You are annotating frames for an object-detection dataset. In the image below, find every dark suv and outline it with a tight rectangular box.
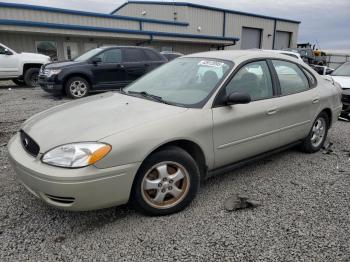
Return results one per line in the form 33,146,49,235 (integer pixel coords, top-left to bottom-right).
38,46,167,98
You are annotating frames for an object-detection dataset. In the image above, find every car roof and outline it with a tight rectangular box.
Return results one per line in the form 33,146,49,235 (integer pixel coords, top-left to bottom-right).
262,50,301,56
99,45,157,51
184,50,303,63
161,51,183,55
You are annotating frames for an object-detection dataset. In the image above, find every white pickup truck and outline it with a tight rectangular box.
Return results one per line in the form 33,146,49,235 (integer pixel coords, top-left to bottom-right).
0,43,50,87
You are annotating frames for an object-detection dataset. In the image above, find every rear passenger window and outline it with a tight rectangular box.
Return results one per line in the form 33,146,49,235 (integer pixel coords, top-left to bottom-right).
123,48,146,62
143,49,163,61
272,60,310,95
225,61,273,101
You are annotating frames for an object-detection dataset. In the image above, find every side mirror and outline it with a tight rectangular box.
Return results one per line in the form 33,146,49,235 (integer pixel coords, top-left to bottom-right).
91,57,102,64
226,92,251,105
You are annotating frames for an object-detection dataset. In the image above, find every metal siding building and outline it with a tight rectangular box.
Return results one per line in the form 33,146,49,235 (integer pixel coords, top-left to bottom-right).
0,1,300,60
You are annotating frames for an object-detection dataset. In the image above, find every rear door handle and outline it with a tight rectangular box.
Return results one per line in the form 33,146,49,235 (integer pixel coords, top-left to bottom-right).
267,108,278,115
312,97,320,104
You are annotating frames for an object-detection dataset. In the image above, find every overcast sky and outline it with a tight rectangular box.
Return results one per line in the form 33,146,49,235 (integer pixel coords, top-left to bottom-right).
2,0,350,50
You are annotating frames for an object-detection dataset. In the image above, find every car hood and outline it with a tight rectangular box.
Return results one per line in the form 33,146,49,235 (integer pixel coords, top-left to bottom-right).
22,92,187,153
332,76,350,89
20,52,50,61
44,60,85,69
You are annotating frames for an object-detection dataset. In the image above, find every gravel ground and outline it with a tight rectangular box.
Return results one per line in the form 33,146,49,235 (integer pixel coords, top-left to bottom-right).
1,84,350,261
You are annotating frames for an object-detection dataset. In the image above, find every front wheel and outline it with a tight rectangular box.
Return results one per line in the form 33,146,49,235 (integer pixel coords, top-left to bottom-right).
24,68,39,87
131,147,200,216
300,112,329,153
65,77,90,99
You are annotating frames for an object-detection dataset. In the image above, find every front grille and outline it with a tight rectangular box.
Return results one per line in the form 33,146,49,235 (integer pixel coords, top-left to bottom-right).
20,130,40,157
45,194,75,204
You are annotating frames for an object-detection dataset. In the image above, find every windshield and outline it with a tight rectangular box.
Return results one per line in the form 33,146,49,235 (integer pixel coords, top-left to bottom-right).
124,57,232,107
332,62,350,76
74,48,103,62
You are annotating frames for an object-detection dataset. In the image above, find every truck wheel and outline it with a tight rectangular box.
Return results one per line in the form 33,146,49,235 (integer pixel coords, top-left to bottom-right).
65,77,90,99
24,68,39,87
12,79,26,86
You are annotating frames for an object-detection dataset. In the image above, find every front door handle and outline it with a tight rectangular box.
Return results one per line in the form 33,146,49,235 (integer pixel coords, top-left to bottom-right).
116,64,125,69
312,97,320,104
267,108,278,115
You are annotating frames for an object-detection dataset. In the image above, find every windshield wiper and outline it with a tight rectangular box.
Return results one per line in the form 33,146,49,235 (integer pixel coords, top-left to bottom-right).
126,91,174,105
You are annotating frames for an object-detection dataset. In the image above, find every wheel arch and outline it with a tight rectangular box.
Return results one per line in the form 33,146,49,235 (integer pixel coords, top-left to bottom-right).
141,139,208,180
22,63,42,77
320,108,332,127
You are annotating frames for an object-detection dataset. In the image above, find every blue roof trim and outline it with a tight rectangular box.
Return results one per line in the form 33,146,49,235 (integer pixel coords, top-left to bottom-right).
0,19,239,42
0,2,189,26
114,1,301,24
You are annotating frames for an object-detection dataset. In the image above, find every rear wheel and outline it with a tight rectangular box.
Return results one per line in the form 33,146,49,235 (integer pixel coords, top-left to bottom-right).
12,78,26,86
65,77,89,99
131,147,200,216
24,68,39,87
300,112,329,153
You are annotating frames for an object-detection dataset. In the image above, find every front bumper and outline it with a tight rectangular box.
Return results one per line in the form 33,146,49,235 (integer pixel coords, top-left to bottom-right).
8,133,140,211
38,75,63,94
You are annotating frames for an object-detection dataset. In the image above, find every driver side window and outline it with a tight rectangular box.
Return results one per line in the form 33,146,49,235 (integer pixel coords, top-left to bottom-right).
225,61,273,101
95,49,121,63
0,45,6,54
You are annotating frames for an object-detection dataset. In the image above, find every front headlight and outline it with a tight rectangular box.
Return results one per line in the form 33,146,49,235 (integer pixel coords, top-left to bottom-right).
42,142,111,168
46,69,61,77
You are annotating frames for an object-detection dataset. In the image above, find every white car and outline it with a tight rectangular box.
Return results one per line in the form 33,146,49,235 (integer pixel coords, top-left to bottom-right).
330,62,350,119
0,43,50,87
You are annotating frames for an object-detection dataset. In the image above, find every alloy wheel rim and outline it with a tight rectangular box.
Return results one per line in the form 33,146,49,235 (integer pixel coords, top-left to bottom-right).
311,118,326,147
141,161,190,209
70,81,87,97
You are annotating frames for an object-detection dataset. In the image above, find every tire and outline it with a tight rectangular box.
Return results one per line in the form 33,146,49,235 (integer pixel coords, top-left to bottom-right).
24,68,39,87
131,146,200,216
12,78,26,86
300,112,329,153
65,77,90,99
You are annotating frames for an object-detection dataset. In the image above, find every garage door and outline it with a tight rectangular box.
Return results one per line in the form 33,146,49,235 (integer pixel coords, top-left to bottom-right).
274,31,291,50
241,27,262,49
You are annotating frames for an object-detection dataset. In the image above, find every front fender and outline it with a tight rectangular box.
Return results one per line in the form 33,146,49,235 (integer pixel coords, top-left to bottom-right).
95,109,214,170
59,70,94,86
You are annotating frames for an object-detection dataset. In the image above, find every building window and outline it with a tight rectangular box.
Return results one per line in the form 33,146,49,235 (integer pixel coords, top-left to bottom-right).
36,41,58,60
63,42,79,60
